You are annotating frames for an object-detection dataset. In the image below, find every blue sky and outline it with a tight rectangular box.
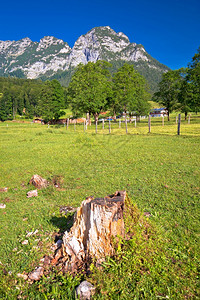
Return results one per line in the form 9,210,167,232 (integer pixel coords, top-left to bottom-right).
0,0,199,70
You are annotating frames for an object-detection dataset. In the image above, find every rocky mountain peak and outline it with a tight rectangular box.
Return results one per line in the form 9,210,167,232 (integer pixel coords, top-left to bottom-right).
36,36,67,52
0,26,169,91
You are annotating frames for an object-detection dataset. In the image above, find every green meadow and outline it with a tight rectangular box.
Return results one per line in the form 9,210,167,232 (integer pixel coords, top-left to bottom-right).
0,115,200,299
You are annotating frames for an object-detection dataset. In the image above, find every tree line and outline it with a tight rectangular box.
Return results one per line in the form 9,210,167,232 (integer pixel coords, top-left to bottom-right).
153,47,200,120
0,47,199,122
0,77,67,122
0,62,151,122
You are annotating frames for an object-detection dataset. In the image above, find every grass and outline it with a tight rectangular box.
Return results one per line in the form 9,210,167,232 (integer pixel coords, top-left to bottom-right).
0,114,200,299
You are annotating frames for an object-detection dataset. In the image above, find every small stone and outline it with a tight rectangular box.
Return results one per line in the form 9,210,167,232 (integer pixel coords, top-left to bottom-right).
22,240,29,245
17,273,28,280
27,190,38,198
29,175,48,189
42,256,51,266
12,247,18,252
143,212,152,217
0,187,8,193
56,239,63,248
0,203,6,209
75,280,96,300
28,267,44,281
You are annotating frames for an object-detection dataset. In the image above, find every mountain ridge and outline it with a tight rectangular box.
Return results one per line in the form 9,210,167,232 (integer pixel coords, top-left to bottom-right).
0,26,170,92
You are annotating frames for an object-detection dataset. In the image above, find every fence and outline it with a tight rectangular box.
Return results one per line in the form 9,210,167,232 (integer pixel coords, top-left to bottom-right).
62,114,193,136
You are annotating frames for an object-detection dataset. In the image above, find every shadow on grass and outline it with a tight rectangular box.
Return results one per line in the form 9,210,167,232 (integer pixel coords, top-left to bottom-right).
50,213,75,234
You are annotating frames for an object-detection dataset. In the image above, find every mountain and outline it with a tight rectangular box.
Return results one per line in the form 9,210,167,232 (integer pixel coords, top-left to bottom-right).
0,26,169,92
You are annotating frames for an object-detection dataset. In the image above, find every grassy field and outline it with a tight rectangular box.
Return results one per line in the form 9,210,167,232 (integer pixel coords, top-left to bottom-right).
0,114,200,299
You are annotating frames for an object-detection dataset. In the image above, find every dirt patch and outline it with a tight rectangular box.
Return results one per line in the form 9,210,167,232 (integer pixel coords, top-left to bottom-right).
4,197,12,203
51,175,64,188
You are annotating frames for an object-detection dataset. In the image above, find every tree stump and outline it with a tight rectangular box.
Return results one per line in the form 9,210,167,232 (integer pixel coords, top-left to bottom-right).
62,191,126,272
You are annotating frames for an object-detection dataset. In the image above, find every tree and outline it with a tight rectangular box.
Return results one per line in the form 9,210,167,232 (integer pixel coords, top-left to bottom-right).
112,64,150,120
67,61,112,122
177,68,193,120
37,80,65,123
153,70,181,121
0,89,13,121
187,47,200,113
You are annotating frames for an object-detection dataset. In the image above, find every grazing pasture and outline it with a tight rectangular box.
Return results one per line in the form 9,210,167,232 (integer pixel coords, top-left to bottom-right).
0,115,199,299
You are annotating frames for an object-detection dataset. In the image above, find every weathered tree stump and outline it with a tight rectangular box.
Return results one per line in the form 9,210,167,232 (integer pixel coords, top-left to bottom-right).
62,191,126,272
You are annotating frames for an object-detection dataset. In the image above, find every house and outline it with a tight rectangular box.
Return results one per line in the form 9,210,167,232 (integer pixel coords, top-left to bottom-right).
33,118,44,124
150,108,168,117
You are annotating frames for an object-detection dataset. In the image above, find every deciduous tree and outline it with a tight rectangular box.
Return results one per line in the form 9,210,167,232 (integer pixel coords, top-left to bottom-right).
37,79,65,123
67,61,112,122
153,70,181,121
112,64,150,120
187,46,200,113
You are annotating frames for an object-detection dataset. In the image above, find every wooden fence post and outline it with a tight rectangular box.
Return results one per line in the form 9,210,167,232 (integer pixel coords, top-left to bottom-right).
125,115,128,134
148,115,151,133
176,116,178,124
119,120,121,128
188,114,191,124
67,118,69,130
95,120,97,134
102,119,104,130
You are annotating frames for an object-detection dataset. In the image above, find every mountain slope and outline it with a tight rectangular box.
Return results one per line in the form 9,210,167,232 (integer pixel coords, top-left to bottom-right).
0,26,170,92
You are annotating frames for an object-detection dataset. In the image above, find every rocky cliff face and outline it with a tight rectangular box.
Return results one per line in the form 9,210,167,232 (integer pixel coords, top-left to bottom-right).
0,26,169,90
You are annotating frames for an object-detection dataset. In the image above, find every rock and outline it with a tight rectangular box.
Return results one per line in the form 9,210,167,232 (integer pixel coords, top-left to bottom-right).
42,256,51,266
144,212,152,217
27,190,38,198
0,203,6,209
17,273,28,280
29,175,48,189
56,239,63,248
22,240,28,245
28,267,44,281
75,280,96,300
0,187,8,192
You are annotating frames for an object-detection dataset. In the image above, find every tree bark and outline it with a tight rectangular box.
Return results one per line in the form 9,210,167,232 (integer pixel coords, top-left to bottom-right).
62,191,126,272
167,111,170,121
185,112,188,120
